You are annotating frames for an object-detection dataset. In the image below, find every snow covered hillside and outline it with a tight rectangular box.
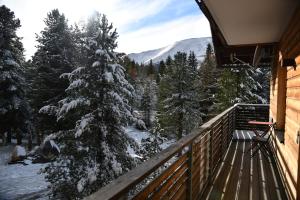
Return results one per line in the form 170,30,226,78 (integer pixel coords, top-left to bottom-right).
128,37,212,64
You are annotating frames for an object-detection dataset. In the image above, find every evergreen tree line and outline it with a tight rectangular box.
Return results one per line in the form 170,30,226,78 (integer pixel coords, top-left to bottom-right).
129,44,270,140
0,5,270,198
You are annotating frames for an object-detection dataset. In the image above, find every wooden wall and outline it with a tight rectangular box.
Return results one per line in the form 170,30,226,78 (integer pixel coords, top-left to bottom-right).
270,8,300,200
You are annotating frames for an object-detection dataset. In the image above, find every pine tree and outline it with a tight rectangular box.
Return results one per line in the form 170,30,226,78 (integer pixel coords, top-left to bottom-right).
156,60,166,83
141,80,157,128
147,59,155,77
199,44,222,120
42,13,136,198
188,51,198,71
0,5,31,144
158,60,166,76
217,67,269,111
32,9,75,140
158,52,203,140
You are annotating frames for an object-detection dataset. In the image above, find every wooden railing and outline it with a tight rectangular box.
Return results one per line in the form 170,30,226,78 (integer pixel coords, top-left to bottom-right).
235,104,269,130
86,104,269,200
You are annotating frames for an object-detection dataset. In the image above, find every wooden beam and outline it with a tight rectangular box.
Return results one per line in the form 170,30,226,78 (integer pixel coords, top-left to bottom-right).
275,59,287,130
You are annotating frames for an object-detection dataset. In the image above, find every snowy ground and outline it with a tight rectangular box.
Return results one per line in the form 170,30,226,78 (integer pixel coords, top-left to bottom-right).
125,126,175,150
0,145,48,200
0,127,175,199
125,126,176,158
125,126,150,145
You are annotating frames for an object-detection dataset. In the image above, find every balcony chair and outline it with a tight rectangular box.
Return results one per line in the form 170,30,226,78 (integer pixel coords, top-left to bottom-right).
247,122,276,158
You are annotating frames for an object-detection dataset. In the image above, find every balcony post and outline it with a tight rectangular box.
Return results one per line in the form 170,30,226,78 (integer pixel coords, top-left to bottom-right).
187,143,193,200
208,127,213,183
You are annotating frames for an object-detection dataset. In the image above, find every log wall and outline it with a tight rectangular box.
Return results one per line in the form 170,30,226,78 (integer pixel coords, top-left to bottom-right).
270,8,300,200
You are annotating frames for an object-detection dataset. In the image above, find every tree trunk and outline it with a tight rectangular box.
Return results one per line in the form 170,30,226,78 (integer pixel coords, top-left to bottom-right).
1,133,5,146
37,131,42,145
177,112,184,140
28,130,33,150
146,110,151,128
16,129,22,145
6,129,11,144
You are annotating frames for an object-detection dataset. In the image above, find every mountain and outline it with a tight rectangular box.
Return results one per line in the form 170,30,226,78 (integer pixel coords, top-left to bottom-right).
128,37,212,64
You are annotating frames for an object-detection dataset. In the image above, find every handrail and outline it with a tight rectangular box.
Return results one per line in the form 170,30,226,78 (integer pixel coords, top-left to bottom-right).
86,103,269,200
86,127,207,200
234,103,269,107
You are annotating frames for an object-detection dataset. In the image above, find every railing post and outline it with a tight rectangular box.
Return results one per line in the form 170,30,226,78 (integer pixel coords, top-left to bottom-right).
233,105,237,131
221,116,225,156
187,143,193,200
227,112,230,147
208,127,213,183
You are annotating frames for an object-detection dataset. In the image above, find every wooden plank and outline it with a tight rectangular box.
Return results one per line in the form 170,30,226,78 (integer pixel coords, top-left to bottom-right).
286,88,300,99
172,182,187,200
151,163,188,200
202,142,238,199
286,98,300,112
287,67,300,79
250,143,260,200
261,151,280,200
167,171,188,200
237,142,251,200
287,75,300,88
133,154,188,199
222,142,244,200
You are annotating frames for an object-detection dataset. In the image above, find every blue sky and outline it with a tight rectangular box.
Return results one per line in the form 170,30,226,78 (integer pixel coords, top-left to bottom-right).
1,0,211,60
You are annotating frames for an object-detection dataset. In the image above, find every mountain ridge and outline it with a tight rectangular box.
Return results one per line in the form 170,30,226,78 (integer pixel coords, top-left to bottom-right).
128,37,212,64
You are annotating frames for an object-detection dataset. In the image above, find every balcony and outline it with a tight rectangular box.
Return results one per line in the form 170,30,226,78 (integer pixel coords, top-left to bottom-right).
86,104,288,200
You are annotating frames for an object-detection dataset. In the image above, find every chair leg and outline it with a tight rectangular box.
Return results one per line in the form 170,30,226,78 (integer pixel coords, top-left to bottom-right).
251,144,261,158
247,140,259,154
260,146,269,159
262,143,272,156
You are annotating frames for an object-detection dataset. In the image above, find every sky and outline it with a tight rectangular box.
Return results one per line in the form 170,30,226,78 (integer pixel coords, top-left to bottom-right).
0,0,211,60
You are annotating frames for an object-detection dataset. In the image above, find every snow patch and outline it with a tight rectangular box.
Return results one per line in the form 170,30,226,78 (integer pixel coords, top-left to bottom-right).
125,126,150,146
95,49,105,55
92,61,100,67
15,145,26,157
39,105,58,115
103,72,113,83
49,140,60,153
77,178,86,193
75,114,94,138
159,139,176,150
127,146,143,159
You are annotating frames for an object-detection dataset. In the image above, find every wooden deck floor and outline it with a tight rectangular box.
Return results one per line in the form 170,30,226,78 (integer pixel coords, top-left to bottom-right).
201,135,288,200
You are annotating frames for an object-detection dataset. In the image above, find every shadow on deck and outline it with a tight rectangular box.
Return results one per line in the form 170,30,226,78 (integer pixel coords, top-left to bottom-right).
202,130,287,200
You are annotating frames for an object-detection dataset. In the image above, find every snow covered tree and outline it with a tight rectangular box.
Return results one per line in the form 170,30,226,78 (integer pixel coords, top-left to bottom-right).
141,80,157,128
198,44,222,119
156,60,166,83
158,60,166,76
217,67,269,111
217,69,237,111
188,51,198,71
158,52,203,140
31,9,75,140
0,5,31,144
147,59,155,77
42,13,136,198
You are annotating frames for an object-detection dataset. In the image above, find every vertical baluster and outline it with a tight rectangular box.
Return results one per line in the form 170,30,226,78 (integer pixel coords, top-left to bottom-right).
209,127,213,183
187,143,193,200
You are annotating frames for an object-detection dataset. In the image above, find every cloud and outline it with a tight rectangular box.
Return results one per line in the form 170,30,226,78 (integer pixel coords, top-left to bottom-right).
117,14,211,54
1,0,210,59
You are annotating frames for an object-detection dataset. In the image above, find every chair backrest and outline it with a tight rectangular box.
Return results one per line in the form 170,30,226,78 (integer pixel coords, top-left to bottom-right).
264,122,276,140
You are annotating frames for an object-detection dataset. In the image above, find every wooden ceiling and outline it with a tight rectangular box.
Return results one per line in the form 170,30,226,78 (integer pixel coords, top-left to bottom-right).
196,0,300,68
